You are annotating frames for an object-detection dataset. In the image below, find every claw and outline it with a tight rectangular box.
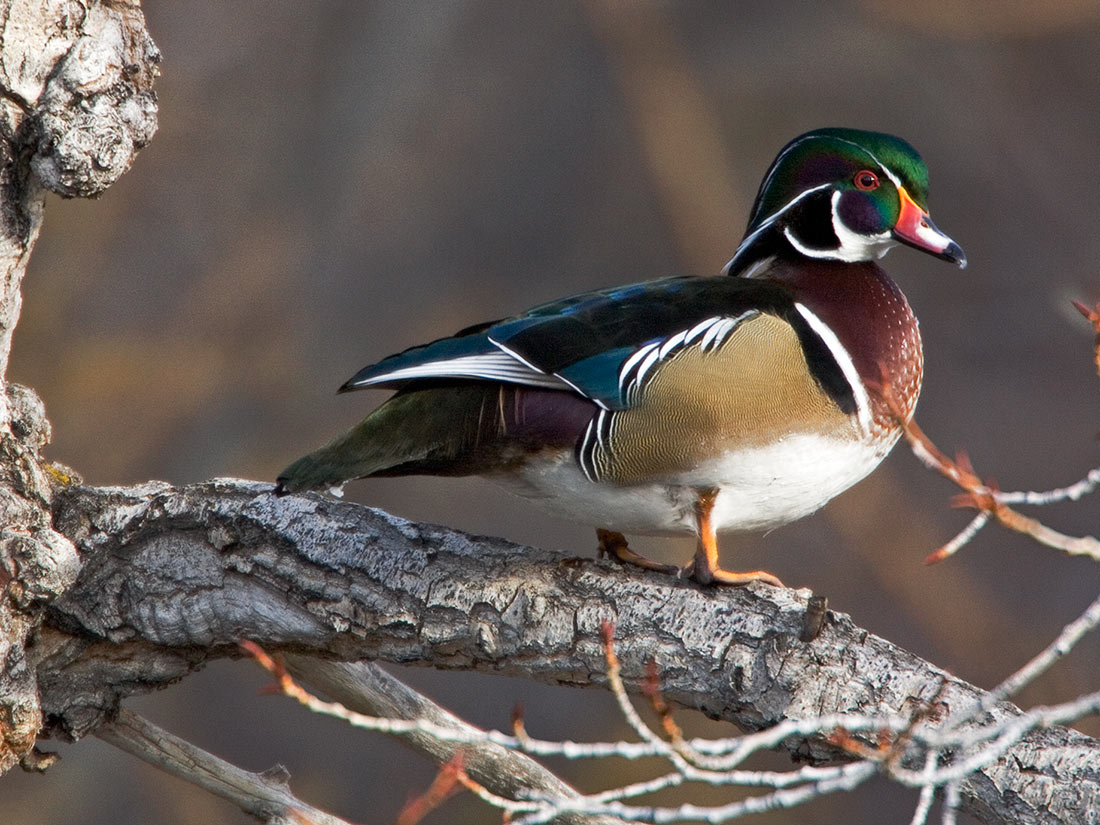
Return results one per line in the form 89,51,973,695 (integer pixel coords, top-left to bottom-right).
596,529,679,575
689,488,785,588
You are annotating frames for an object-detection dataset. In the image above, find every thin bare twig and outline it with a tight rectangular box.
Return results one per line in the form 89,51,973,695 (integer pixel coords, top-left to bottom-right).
872,372,1100,562
240,597,1100,825
394,755,468,825
96,708,354,825
1072,299,1100,377
277,651,630,825
980,589,1100,709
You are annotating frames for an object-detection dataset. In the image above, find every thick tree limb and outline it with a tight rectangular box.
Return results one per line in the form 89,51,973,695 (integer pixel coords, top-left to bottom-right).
36,479,1100,824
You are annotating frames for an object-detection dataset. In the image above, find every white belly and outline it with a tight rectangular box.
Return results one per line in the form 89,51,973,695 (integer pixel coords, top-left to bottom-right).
493,432,896,535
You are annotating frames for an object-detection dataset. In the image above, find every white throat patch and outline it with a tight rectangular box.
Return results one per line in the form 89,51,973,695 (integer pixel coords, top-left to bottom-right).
782,190,897,263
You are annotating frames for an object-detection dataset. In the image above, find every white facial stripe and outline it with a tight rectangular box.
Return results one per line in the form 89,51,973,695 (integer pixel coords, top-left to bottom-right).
739,255,775,279
758,134,903,214
722,183,832,275
753,134,821,204
782,226,832,260
828,189,896,261
825,136,903,189
794,303,872,433
775,190,897,263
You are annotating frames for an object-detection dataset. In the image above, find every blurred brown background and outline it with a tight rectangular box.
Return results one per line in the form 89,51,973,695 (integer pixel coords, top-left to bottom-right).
6,1,1100,822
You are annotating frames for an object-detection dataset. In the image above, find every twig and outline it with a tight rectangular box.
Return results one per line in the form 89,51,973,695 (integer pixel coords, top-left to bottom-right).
511,761,879,825
239,622,1100,825
875,379,1100,562
980,589,1100,709
249,641,887,824
248,643,653,759
394,755,468,825
907,751,939,825
927,512,989,563
96,708,353,825
48,479,1100,825
940,782,962,825
279,653,629,825
601,622,682,760
994,467,1100,506
1072,299,1100,377
890,689,1100,790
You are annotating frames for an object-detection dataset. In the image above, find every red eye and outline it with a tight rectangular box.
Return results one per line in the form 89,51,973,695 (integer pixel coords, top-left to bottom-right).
854,170,880,191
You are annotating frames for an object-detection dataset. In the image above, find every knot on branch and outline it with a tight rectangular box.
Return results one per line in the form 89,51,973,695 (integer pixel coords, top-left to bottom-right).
26,1,160,198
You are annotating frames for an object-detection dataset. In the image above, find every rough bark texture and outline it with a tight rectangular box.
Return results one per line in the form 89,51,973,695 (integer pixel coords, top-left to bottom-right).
0,0,157,773
0,385,78,773
35,479,1100,825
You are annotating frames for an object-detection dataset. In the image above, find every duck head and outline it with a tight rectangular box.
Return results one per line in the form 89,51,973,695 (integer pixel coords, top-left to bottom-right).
724,128,966,275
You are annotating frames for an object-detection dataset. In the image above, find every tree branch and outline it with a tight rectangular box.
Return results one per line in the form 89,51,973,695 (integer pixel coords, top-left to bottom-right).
284,656,626,825
96,708,353,825
38,478,1100,825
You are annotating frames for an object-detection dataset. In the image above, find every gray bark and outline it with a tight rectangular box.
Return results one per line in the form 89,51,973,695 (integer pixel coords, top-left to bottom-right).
96,708,354,825
36,479,1100,825
0,0,157,773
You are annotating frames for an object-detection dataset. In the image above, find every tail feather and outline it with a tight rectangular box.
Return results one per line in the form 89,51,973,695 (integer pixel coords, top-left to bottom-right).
275,382,595,495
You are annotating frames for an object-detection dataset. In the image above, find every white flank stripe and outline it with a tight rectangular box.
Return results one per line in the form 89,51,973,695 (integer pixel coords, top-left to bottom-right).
579,418,599,482
684,317,721,343
552,371,609,408
619,312,759,401
699,320,725,350
794,303,872,433
711,318,737,348
619,342,658,378
618,341,659,394
594,409,609,452
634,346,663,385
658,330,687,359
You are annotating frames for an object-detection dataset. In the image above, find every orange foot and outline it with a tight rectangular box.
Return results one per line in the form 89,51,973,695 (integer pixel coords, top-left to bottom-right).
687,487,785,587
681,559,784,587
596,528,679,575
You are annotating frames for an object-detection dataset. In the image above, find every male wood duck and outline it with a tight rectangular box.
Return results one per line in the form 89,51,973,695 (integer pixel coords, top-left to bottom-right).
276,128,965,586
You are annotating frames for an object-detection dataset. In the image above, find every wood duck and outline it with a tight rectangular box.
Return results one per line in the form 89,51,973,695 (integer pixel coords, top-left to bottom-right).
276,128,965,587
